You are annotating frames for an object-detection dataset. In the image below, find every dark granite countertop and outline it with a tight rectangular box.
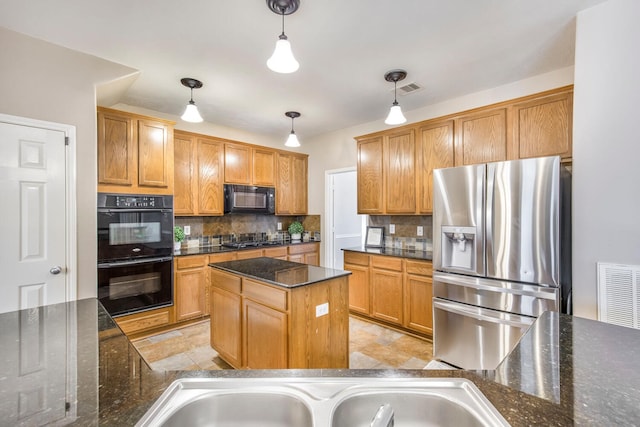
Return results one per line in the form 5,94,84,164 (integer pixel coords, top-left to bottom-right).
174,240,320,257
1,299,639,426
343,245,433,261
209,256,350,288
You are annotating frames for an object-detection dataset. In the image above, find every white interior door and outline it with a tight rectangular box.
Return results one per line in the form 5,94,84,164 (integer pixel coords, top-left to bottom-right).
327,168,365,269
0,117,69,313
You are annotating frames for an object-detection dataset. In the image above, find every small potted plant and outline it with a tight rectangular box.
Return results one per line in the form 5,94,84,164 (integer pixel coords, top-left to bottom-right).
174,226,185,251
288,221,304,241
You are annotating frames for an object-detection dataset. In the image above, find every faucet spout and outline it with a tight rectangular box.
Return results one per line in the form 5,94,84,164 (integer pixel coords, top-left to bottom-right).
370,403,394,427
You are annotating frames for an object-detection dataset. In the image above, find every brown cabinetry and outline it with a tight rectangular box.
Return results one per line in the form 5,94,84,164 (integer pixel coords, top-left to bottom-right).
173,130,224,216
343,250,433,337
174,255,208,322
97,107,174,194
224,142,251,184
356,136,384,214
287,243,319,266
252,147,276,186
417,120,455,213
114,306,174,337
385,128,417,214
454,107,509,166
276,152,308,215
210,270,242,367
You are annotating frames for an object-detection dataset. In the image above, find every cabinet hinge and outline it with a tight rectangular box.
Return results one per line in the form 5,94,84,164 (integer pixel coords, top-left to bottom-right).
65,136,69,146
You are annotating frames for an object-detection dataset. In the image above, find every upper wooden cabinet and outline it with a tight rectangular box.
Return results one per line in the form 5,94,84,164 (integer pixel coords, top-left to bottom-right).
97,107,174,194
356,136,385,214
454,107,508,166
224,142,277,186
173,130,224,216
417,119,454,213
385,128,417,214
276,152,308,215
512,90,573,161
252,147,276,186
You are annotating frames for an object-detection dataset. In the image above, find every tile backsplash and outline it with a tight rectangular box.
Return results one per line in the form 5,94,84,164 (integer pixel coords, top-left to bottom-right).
368,215,433,251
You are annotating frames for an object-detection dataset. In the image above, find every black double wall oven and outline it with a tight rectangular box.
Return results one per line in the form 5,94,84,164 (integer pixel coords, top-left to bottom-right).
97,193,174,316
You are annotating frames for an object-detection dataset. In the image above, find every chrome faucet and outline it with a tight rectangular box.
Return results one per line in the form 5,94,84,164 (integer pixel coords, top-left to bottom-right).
370,403,394,427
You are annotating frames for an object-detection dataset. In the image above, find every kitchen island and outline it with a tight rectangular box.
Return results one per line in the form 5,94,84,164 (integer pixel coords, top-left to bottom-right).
208,257,351,369
1,299,640,425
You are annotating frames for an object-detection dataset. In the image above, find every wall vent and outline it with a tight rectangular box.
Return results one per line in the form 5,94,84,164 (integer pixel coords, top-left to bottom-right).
597,262,640,329
393,82,423,96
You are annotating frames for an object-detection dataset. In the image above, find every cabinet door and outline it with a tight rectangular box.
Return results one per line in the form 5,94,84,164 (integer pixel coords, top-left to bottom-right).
385,129,416,213
418,120,454,213
243,299,288,369
276,153,293,214
138,119,171,189
404,274,433,334
512,90,573,160
252,148,276,186
287,254,304,263
304,252,319,266
455,108,508,166
236,249,264,260
371,268,403,325
197,138,224,215
210,286,242,368
97,110,135,186
357,137,385,214
175,267,206,322
344,263,370,315
173,132,196,215
224,143,251,184
291,155,308,214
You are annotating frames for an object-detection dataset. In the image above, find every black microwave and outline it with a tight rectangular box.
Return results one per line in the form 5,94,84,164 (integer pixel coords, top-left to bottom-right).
224,184,276,214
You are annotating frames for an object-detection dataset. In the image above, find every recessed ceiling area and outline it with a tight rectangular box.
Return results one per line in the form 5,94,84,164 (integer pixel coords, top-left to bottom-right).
0,0,605,141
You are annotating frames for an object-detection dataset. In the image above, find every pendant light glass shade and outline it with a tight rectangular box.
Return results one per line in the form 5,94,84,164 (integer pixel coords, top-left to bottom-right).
267,35,299,74
285,131,301,147
385,102,406,125
181,101,203,123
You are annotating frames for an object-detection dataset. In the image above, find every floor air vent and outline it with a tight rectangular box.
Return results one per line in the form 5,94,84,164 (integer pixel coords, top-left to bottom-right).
597,262,640,329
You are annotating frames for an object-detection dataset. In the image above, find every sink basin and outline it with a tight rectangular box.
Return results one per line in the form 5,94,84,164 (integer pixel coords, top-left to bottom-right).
136,377,509,427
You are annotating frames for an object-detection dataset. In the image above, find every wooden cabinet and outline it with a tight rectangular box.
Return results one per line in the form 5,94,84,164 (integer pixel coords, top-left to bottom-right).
210,267,349,369
512,89,573,161
454,107,509,166
252,147,276,186
370,255,404,326
97,107,174,194
287,243,319,266
357,136,385,214
224,142,251,184
343,251,370,315
174,255,208,322
263,246,288,260
343,250,433,337
276,152,308,215
385,128,417,214
417,120,454,213
114,306,174,337
236,249,264,260
173,130,224,216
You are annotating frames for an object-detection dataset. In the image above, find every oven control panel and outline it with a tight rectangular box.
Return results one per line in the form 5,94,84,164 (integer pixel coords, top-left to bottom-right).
98,193,173,209
115,195,158,208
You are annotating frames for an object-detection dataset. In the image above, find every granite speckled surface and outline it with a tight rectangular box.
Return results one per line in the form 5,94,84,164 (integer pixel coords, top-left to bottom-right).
209,256,351,288
1,299,640,426
343,245,433,261
174,240,320,257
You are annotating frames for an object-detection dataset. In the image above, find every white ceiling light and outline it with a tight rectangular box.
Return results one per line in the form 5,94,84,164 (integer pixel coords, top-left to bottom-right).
266,0,300,74
180,78,204,123
284,111,301,147
384,70,407,125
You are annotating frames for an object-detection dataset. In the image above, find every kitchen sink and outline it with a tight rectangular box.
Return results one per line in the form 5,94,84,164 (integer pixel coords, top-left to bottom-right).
136,377,510,427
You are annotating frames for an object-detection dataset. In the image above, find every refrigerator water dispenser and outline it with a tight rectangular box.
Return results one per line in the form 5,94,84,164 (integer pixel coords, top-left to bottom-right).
441,226,477,272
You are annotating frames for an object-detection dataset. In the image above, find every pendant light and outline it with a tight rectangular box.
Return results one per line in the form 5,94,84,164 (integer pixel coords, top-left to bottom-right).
266,0,300,74
384,70,407,125
284,111,301,147
180,78,204,123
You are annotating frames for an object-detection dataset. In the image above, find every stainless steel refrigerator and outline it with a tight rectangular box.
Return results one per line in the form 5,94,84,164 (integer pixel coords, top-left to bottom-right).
432,155,571,370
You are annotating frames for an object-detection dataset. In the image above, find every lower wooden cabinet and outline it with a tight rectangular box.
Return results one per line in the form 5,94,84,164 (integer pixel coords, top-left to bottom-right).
243,299,288,369
343,250,433,337
174,255,208,322
210,285,242,367
114,306,174,336
288,242,320,265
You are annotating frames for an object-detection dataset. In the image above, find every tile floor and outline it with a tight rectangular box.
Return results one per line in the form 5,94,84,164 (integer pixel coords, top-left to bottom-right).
132,316,433,371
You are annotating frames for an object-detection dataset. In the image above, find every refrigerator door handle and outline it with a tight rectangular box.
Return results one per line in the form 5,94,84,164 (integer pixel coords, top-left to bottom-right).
434,272,558,301
433,299,535,329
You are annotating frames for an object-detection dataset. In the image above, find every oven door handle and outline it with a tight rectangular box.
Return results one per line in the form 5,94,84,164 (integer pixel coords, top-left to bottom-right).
97,208,173,213
433,299,535,328
98,256,173,268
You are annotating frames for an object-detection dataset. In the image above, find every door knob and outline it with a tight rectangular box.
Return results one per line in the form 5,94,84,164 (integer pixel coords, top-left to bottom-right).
50,266,62,275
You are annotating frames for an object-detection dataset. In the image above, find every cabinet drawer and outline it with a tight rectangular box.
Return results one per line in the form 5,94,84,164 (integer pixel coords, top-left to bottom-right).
288,243,317,255
371,255,403,271
209,252,237,263
116,308,171,335
211,270,241,294
176,255,208,269
405,259,433,276
264,246,287,257
243,279,288,311
344,251,369,267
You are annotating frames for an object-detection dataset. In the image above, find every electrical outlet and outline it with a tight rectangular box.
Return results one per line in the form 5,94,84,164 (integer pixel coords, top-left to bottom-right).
277,222,282,231
417,226,423,236
184,225,191,236
316,302,329,317
389,224,395,234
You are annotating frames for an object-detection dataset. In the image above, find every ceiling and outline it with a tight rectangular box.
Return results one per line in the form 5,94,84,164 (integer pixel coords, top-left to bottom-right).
0,0,605,142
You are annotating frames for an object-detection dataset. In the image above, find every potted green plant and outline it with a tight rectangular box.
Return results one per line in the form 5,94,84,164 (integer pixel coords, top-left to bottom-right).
174,226,185,251
288,221,304,241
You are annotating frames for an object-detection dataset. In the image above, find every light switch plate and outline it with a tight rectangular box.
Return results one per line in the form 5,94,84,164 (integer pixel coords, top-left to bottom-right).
184,225,191,236
316,302,329,317
417,226,423,236
277,222,282,231
389,224,395,234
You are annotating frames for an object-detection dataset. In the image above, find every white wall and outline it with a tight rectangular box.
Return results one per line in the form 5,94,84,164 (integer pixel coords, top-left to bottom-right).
572,0,640,319
0,28,138,299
